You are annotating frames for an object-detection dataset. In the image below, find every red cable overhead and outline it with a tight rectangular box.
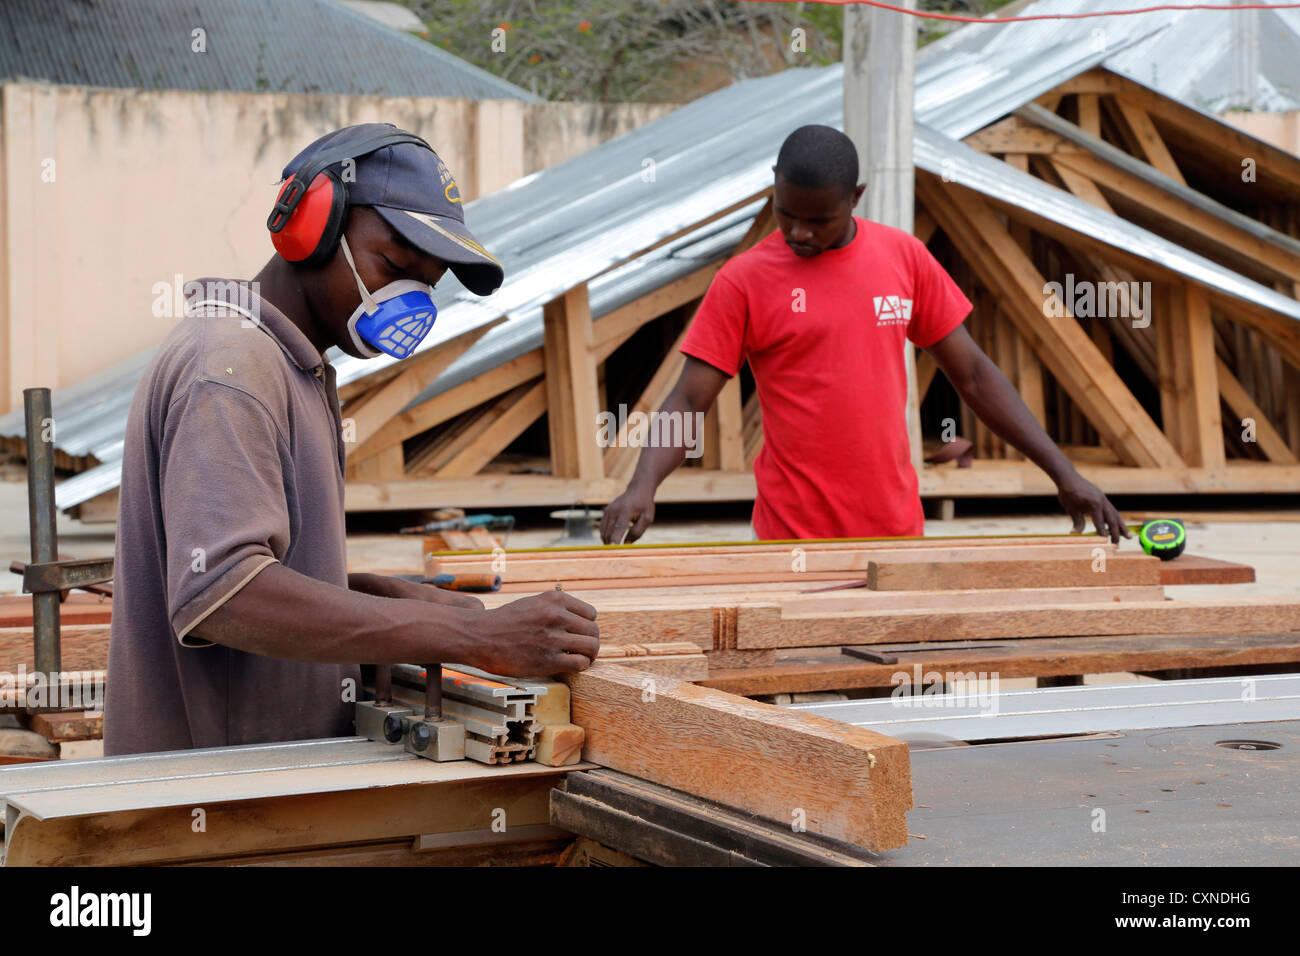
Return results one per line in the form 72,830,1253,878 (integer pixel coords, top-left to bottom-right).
740,0,1300,24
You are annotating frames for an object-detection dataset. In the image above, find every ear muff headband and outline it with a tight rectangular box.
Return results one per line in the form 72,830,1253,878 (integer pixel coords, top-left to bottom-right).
267,131,433,267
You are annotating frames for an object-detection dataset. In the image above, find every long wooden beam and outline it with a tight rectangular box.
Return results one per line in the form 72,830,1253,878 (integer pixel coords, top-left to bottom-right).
1050,149,1300,284
340,460,1300,511
564,662,912,851
1215,357,1300,464
344,320,501,456
917,175,1183,469
1051,69,1300,193
702,631,1300,696
543,283,603,479
436,380,548,478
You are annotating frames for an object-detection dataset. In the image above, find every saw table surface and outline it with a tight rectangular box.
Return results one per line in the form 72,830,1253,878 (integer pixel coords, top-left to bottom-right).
873,720,1300,866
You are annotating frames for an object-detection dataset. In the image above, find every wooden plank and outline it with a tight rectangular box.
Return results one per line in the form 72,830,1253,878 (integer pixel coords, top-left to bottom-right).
714,376,746,471
23,711,102,742
543,283,603,479
1159,554,1255,586
438,542,1120,583
602,323,692,479
564,662,911,851
595,641,709,679
1051,149,1300,283
1113,97,1187,185
731,599,1300,650
602,205,776,480
344,321,498,458
964,116,1080,154
348,348,544,464
591,263,722,356
436,534,1109,561
0,595,111,629
436,380,547,478
866,554,1161,591
701,631,1300,696
0,624,108,673
1171,285,1226,469
345,442,404,481
1052,69,1300,193
1214,357,1299,464
917,175,1183,469
590,586,1167,647
2,763,567,866
343,458,1300,511
1049,158,1113,212
1076,93,1101,137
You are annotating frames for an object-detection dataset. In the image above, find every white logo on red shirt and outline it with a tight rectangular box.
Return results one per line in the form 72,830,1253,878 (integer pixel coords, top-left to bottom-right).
873,295,913,326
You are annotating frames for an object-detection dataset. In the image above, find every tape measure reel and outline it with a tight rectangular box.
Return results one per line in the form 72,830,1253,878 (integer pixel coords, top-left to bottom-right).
1139,518,1186,561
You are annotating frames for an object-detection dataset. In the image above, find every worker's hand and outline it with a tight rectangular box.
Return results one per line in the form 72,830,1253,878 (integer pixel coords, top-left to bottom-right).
1056,472,1130,545
466,590,599,677
600,484,656,544
348,572,484,610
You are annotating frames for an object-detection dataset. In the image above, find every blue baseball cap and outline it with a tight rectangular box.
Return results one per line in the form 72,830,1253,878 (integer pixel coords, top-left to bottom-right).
281,123,504,296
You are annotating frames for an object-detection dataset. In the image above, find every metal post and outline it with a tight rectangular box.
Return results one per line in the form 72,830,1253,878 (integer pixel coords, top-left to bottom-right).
424,663,442,721
23,388,61,679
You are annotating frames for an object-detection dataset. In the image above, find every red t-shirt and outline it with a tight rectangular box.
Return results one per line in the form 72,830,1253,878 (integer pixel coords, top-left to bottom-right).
680,217,972,540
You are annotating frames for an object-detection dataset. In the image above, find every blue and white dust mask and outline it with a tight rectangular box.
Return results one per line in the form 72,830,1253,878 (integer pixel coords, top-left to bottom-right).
339,235,438,359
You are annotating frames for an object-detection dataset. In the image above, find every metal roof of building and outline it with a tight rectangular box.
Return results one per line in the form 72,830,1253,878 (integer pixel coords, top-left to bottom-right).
924,0,1300,112
9,32,1300,510
0,0,538,100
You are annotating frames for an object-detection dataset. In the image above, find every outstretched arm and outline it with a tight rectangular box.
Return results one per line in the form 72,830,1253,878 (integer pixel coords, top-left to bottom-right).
925,325,1129,543
600,356,731,544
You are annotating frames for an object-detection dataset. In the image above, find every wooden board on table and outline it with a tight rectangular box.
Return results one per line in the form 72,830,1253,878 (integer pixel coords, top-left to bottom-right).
438,543,1123,585
700,631,1300,696
595,642,708,680
866,554,1161,590
731,599,1300,650
0,595,112,628
591,586,1169,647
1159,554,1255,586
23,711,103,742
0,625,110,673
564,662,911,852
432,535,1114,564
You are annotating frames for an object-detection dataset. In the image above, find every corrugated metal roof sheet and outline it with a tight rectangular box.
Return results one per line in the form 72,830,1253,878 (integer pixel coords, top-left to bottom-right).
924,0,1300,112
8,32,1300,509
0,0,538,100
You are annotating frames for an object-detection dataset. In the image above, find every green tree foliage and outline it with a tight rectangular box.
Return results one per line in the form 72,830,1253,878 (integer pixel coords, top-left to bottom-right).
401,0,1020,102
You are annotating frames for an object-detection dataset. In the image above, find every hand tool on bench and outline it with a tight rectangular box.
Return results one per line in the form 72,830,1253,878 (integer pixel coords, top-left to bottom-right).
399,514,515,536
1139,518,1187,560
391,572,501,592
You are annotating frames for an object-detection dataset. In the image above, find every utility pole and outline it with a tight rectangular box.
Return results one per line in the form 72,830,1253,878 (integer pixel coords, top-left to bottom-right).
843,0,923,473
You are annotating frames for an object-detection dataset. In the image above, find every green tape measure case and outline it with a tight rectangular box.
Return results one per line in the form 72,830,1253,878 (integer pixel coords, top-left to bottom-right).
1139,518,1186,561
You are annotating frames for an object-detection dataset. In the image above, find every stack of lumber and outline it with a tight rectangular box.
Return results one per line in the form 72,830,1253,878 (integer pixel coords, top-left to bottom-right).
431,535,1300,695
0,594,111,674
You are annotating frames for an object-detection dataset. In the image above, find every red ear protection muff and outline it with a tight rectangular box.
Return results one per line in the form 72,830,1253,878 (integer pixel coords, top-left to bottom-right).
269,170,347,267
266,130,432,269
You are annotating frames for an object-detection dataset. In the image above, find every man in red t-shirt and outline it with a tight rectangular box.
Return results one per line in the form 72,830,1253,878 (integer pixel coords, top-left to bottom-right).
601,125,1128,544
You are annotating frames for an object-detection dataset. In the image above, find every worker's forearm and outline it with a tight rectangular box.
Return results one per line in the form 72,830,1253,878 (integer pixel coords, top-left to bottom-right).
956,360,1076,483
623,392,694,493
193,562,476,664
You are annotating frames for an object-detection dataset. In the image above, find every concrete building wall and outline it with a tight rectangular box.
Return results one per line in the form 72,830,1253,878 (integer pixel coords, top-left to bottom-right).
0,83,675,414
1221,110,1300,157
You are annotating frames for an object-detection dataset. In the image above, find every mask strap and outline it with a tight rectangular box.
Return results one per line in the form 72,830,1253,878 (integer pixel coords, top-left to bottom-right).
339,235,379,315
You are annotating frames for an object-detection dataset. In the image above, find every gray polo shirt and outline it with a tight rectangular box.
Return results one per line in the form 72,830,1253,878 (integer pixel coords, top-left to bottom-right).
103,279,359,755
